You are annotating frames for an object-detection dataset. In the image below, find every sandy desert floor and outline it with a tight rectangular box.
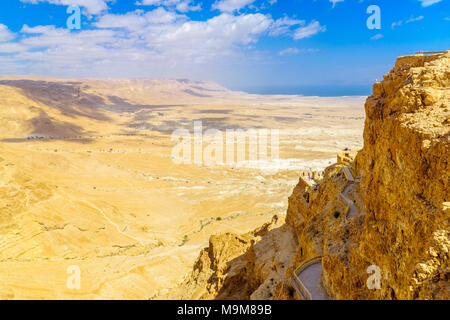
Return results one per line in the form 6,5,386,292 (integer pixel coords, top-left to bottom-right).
0,78,365,299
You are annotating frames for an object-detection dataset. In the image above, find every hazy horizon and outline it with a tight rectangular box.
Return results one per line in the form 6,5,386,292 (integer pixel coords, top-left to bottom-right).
0,74,373,96
0,0,448,90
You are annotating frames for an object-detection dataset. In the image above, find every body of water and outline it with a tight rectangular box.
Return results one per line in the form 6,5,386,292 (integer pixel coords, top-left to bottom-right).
235,84,372,97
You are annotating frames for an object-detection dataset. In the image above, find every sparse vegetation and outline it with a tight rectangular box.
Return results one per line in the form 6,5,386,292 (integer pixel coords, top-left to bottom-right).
0,69,375,299
180,235,189,246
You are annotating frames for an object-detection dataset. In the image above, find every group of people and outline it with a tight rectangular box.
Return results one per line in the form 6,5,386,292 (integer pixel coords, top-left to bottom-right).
301,171,325,179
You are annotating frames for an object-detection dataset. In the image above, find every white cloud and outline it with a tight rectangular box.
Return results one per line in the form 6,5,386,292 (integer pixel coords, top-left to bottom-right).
0,43,25,53
278,48,318,56
269,17,305,36
136,0,201,12
143,13,272,59
391,15,424,29
293,21,326,40
20,24,117,49
0,24,15,42
0,3,323,81
212,0,255,13
330,0,344,8
19,0,111,15
417,0,442,7
406,15,424,23
278,48,299,56
175,0,201,12
0,10,274,77
370,33,383,40
95,8,185,30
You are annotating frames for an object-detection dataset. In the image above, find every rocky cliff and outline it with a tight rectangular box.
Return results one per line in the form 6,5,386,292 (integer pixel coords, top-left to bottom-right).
175,50,449,300
348,50,449,299
166,215,299,300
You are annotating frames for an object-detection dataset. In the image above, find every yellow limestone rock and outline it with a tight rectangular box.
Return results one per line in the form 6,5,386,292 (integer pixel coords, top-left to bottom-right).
166,215,299,300
179,50,449,300
287,50,450,300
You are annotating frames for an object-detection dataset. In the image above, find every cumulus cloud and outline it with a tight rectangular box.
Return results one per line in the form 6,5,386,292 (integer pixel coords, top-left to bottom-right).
144,13,272,59
96,10,272,55
0,24,15,42
19,0,111,15
212,0,255,13
293,21,326,40
0,9,276,77
136,0,201,12
95,8,185,30
0,2,324,79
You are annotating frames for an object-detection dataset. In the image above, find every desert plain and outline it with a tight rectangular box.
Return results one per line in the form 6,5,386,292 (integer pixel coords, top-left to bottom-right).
0,77,365,299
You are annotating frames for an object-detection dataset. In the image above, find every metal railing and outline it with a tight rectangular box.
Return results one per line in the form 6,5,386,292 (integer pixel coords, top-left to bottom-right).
343,166,354,182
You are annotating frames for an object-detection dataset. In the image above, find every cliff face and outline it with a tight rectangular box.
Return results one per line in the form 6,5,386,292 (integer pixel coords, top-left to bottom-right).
353,51,449,299
288,50,449,300
175,51,449,300
167,215,298,300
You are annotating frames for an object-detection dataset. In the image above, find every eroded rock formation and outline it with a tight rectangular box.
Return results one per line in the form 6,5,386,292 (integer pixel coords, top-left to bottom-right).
166,215,298,300
176,50,449,300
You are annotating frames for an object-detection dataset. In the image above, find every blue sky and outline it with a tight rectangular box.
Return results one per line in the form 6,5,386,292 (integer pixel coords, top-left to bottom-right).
0,0,448,95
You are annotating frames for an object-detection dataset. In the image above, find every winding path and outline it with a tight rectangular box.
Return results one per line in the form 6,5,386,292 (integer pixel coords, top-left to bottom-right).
341,166,360,219
342,183,358,219
290,257,329,300
296,262,328,300
80,199,145,246
290,166,361,300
